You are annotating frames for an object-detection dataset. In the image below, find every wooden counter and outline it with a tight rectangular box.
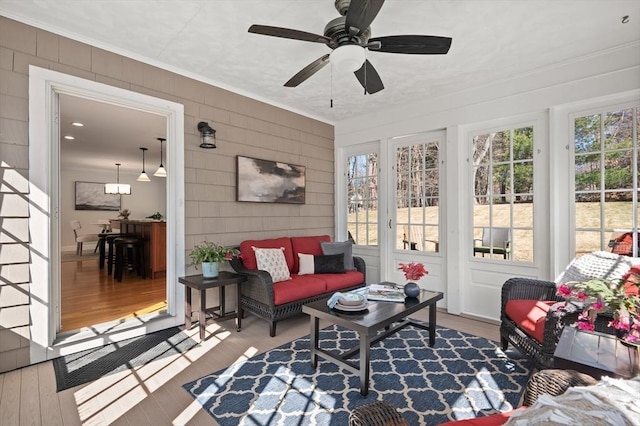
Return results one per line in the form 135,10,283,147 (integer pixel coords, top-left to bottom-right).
113,220,166,278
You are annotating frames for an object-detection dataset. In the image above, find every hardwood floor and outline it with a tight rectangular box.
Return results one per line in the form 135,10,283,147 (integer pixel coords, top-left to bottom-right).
0,295,500,425
61,255,167,331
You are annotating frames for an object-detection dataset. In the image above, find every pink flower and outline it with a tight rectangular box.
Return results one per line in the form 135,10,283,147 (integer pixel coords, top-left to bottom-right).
558,276,640,344
398,262,428,281
577,321,595,331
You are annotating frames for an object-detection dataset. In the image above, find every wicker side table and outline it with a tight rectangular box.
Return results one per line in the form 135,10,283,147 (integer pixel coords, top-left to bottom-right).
349,400,409,426
522,368,597,406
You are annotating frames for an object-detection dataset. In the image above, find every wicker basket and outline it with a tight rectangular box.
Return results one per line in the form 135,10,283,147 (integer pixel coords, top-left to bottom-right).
349,400,409,426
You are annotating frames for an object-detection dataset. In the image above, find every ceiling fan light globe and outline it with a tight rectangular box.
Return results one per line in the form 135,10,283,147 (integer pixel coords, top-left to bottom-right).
330,45,365,72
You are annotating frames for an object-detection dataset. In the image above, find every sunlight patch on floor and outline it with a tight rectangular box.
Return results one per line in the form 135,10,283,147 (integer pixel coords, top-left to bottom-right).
73,324,230,425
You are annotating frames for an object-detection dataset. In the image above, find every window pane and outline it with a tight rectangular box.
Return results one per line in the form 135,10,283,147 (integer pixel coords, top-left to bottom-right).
514,161,533,195
604,150,633,189
575,200,601,229
603,198,633,229
576,230,601,255
513,229,532,262
574,114,601,153
492,164,510,197
515,197,533,228
513,127,534,160
575,154,601,191
474,165,490,196
492,131,510,163
604,109,633,150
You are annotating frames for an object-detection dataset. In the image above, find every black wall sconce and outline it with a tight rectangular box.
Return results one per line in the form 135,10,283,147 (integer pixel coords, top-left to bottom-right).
198,121,217,149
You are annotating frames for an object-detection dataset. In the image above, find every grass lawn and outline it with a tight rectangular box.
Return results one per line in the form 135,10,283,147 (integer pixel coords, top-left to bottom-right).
348,201,633,261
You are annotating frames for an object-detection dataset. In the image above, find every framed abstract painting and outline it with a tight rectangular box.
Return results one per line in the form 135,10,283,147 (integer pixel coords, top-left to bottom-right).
237,156,305,204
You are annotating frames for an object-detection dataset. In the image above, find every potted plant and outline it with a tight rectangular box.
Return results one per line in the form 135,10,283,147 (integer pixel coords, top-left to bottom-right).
189,241,238,278
557,266,640,344
398,262,428,298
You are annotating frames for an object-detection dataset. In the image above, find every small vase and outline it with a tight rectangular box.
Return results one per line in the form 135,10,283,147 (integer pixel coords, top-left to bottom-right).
403,282,421,298
202,261,219,278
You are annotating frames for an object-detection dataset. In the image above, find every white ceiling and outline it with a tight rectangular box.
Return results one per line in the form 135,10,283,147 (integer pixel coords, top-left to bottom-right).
1,0,639,171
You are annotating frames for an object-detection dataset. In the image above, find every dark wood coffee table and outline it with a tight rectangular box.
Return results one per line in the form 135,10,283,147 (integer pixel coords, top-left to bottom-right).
302,288,444,395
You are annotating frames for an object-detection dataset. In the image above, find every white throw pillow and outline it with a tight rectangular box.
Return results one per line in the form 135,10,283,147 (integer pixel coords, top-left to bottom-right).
298,253,315,275
253,247,291,283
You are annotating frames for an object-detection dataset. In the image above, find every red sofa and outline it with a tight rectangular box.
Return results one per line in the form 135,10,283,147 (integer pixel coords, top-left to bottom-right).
230,235,366,336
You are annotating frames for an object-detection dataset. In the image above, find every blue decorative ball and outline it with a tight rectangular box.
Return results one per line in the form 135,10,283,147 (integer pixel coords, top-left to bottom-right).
403,282,421,298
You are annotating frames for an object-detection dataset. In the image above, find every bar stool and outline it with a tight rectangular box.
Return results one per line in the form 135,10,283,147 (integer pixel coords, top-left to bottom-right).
113,236,146,282
105,233,131,275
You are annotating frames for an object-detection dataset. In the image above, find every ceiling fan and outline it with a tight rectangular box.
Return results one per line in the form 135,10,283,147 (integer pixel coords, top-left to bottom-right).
248,0,452,94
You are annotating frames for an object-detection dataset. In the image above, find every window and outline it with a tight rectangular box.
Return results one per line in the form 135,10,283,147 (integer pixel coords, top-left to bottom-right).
395,138,440,253
472,126,534,261
347,153,378,246
573,106,639,257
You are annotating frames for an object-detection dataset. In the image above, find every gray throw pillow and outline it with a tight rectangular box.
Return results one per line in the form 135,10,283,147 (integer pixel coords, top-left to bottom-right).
321,241,355,271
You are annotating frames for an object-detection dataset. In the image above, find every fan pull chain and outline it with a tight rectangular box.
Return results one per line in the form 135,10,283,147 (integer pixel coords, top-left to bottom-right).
330,62,333,108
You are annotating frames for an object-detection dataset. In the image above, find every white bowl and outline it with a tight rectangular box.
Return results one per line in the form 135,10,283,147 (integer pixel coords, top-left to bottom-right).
337,294,365,306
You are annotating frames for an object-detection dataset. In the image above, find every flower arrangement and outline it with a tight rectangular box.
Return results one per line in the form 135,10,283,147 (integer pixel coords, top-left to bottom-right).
189,241,239,265
557,267,640,344
118,209,131,220
398,262,428,281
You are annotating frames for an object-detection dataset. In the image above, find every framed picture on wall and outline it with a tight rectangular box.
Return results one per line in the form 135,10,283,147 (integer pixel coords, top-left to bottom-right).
75,181,120,211
237,156,306,204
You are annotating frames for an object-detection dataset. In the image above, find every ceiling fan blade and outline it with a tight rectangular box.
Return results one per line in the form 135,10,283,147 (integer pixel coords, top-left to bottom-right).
353,59,384,94
284,54,331,87
248,24,331,45
345,0,385,36
368,35,452,54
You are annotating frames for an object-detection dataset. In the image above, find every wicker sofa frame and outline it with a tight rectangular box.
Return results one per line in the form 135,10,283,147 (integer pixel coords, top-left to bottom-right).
500,277,614,369
230,256,366,337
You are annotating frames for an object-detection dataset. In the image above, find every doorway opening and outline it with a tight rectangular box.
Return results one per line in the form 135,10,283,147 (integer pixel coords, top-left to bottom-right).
29,66,185,363
59,94,168,332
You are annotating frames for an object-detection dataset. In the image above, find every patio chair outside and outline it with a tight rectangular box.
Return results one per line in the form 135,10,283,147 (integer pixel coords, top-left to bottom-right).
402,225,439,252
473,227,511,259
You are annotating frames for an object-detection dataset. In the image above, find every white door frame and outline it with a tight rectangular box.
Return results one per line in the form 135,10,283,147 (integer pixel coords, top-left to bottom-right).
28,66,185,362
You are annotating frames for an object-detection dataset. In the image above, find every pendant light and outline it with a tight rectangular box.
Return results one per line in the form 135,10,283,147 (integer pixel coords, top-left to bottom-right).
104,163,131,195
137,147,150,182
154,137,167,177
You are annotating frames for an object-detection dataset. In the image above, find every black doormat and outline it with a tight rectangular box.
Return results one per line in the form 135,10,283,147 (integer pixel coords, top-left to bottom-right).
53,327,197,392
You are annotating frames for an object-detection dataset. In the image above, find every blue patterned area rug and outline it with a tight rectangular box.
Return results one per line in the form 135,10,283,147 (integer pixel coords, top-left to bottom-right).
183,323,531,425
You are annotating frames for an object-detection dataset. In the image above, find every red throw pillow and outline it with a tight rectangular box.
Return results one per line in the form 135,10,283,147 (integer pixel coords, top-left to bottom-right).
290,235,331,273
239,238,294,271
437,408,525,425
622,265,640,296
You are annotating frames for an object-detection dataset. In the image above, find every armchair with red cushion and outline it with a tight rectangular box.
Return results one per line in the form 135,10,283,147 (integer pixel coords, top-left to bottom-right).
500,251,637,368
